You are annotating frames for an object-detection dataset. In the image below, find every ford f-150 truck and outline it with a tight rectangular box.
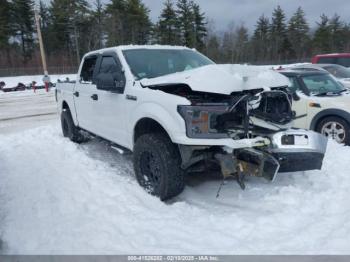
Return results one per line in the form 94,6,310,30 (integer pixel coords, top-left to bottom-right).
56,45,328,201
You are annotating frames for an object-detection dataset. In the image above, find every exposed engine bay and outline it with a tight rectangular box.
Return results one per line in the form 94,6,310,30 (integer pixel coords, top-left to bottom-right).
146,83,294,139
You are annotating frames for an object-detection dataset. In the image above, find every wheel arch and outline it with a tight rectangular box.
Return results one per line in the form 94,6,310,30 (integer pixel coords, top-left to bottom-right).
310,109,350,130
133,117,171,145
61,100,78,126
62,100,70,111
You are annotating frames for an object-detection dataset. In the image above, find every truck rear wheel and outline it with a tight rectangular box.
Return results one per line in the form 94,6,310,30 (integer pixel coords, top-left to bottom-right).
133,134,185,201
61,109,84,143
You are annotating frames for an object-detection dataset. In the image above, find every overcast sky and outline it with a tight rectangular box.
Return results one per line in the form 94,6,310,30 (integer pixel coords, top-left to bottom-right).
40,0,350,32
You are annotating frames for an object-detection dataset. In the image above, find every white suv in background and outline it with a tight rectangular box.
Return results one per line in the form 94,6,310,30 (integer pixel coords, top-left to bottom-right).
281,69,350,145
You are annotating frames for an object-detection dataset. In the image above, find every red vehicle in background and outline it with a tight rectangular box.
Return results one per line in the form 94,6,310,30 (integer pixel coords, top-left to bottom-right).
312,53,350,67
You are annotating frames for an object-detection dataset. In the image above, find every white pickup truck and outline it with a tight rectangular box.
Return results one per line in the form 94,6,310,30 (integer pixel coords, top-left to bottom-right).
56,45,328,200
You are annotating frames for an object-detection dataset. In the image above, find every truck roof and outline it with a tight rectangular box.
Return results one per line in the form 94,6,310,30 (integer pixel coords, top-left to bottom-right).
84,45,191,57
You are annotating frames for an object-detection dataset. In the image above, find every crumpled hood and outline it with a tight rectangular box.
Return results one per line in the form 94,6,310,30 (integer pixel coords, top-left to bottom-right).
140,64,291,95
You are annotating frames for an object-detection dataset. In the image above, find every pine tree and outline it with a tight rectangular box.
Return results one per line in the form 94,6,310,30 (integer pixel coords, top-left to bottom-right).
106,0,151,45
125,0,152,44
105,0,127,46
287,7,310,60
221,22,236,63
329,14,346,52
234,25,249,63
49,0,90,65
313,14,331,53
157,0,179,45
206,35,221,62
92,0,104,49
343,23,350,52
191,2,207,51
269,5,290,61
252,15,270,62
39,1,51,56
176,0,195,47
0,0,11,48
11,0,35,62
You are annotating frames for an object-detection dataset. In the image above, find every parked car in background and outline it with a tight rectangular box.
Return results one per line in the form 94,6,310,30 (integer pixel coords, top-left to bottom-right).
280,69,350,145
312,53,350,68
292,64,350,89
1,82,26,92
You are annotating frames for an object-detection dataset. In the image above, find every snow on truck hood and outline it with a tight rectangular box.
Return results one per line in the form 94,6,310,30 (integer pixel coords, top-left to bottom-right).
140,64,291,95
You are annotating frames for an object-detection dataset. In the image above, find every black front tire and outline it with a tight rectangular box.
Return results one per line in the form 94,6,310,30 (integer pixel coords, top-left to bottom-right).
133,134,185,201
316,116,350,145
61,109,84,143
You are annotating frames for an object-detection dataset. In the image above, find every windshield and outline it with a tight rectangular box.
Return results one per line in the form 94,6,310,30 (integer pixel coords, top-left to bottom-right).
301,74,344,95
323,65,350,78
122,49,214,80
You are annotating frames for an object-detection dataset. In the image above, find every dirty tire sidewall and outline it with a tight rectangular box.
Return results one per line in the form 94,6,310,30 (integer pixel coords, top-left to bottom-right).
133,134,185,201
317,116,350,145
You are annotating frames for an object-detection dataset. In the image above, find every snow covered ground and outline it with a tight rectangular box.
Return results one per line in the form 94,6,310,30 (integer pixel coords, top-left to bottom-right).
0,89,58,134
0,75,350,255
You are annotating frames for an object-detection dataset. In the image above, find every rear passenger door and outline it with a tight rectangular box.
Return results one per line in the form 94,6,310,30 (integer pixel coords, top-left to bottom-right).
74,55,99,132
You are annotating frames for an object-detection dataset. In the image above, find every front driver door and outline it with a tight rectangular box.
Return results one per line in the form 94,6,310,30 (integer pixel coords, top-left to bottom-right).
93,53,128,147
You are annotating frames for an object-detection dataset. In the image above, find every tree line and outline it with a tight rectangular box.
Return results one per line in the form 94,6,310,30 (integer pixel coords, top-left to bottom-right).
207,6,350,64
0,0,350,72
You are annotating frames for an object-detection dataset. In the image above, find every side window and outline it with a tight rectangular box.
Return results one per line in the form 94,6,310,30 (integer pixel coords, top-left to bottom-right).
99,56,120,74
288,77,300,92
80,56,97,82
317,57,336,64
96,55,125,92
336,57,350,67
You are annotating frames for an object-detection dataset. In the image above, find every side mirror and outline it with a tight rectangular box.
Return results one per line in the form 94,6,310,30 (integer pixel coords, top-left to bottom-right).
96,71,125,93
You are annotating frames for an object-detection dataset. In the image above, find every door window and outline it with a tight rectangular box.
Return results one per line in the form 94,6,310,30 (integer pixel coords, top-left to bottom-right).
287,77,300,92
336,57,350,67
80,56,97,83
317,57,336,64
99,56,120,74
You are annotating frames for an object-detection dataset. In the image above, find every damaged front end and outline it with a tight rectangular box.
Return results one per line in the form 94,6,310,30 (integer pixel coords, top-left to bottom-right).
173,85,327,189
140,65,327,190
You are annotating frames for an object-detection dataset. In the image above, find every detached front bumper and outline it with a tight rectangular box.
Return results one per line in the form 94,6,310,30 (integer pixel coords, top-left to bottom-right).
231,129,328,184
267,129,328,173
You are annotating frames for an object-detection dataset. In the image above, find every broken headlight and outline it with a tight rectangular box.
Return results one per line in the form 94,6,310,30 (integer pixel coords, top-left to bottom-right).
178,105,230,139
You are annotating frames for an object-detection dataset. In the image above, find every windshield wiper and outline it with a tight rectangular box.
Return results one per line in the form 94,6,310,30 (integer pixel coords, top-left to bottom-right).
337,89,348,94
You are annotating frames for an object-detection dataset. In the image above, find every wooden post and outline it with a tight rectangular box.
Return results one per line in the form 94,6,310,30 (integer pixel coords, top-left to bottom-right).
34,10,48,75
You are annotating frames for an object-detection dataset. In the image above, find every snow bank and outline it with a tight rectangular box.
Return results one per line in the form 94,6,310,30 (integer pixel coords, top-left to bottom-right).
0,74,76,89
0,124,349,254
